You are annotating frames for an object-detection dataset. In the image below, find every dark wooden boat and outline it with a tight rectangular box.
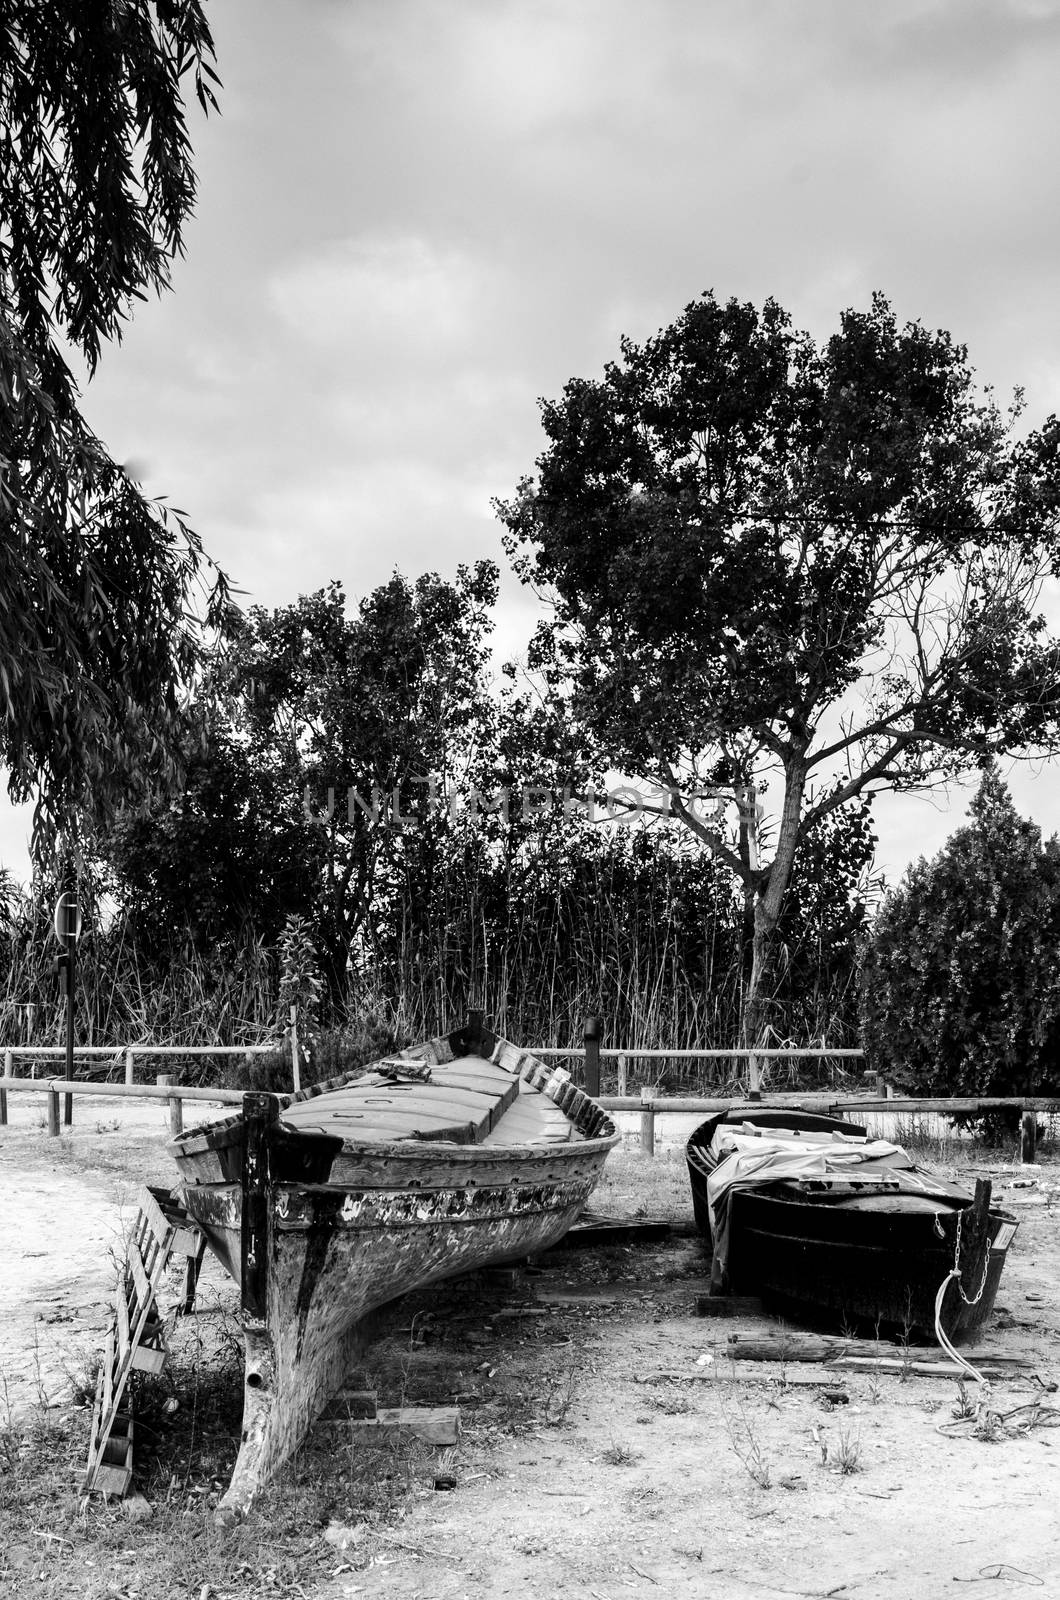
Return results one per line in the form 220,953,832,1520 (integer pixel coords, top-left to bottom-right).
686,1106,1018,1344
171,1018,618,1518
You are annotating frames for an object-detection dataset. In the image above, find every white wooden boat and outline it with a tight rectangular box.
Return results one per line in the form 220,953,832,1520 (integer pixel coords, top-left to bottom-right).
171,1018,618,1518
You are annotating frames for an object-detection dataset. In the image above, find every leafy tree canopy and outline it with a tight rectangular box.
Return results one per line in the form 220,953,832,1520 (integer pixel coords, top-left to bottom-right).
497,289,1060,1041
859,768,1060,1098
99,563,501,992
0,1,230,845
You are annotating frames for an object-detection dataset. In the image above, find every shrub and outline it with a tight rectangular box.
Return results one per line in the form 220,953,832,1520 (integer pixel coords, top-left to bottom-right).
859,769,1060,1099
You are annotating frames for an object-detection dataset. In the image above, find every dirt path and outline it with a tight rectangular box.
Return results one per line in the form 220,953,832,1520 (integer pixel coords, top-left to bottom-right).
1,1108,1058,1599
0,1095,223,1419
310,1178,1060,1600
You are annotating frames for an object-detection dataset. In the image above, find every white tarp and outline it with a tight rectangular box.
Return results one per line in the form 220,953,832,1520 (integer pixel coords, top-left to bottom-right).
704,1125,906,1241
703,1123,969,1290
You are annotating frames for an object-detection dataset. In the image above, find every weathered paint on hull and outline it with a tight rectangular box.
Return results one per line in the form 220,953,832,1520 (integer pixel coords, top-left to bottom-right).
172,1022,619,1517
186,1168,600,1518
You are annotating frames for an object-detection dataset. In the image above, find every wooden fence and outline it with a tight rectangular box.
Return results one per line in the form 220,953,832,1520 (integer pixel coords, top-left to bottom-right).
1,1014,1056,1164
1,1071,1054,1163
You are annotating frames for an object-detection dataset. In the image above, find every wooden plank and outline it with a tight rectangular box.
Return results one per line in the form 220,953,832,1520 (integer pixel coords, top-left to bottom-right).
115,1283,131,1366
86,1179,193,1496
826,1355,1030,1379
126,1239,151,1308
137,1185,176,1253
695,1295,767,1318
551,1216,674,1248
318,1389,378,1421
647,1368,847,1389
315,1405,460,1446
100,1331,115,1421
130,1318,168,1376
92,1463,133,1496
722,1333,1034,1366
95,1412,134,1495
146,1184,204,1259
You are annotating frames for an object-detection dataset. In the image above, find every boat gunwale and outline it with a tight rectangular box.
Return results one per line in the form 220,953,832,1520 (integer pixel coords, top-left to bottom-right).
170,1025,619,1164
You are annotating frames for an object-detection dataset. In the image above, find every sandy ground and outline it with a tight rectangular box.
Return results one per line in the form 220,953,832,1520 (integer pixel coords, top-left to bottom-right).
0,1092,229,1418
1,1095,1059,1600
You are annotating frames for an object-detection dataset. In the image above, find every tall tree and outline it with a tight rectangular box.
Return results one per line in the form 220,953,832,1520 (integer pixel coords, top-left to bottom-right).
859,769,1060,1099
497,290,1060,1051
1,1,229,844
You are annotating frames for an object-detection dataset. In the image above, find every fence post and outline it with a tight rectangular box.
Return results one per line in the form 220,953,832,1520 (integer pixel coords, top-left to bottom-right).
290,1004,301,1094
48,1087,60,1137
583,1016,602,1098
3,1048,12,1077
125,1048,135,1087
158,1072,183,1136
747,1049,762,1100
617,1052,627,1097
1020,1109,1037,1165
639,1084,655,1157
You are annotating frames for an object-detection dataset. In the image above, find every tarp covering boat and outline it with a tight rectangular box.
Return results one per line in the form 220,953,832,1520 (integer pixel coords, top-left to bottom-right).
705,1121,979,1289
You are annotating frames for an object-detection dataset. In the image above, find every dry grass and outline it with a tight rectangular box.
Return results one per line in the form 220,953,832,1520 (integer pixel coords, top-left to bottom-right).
0,1270,531,1599
589,1147,694,1223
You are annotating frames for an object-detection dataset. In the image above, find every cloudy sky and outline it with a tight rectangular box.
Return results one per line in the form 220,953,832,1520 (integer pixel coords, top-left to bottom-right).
5,0,1060,883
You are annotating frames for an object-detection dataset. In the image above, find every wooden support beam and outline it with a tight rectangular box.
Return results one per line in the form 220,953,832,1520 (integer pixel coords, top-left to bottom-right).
319,1388,379,1421
695,1294,766,1318
721,1332,1031,1367
315,1405,460,1446
639,1085,655,1156
241,1093,279,1320
157,1073,182,1136
1021,1110,1038,1165
646,1368,847,1389
583,1016,602,1098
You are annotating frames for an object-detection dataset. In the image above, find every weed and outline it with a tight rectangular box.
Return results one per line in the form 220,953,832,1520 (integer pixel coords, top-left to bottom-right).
601,1436,642,1466
651,1389,694,1416
831,1421,862,1474
952,1379,978,1421
624,1484,663,1518
721,1394,772,1489
63,1353,101,1410
973,1409,1005,1443
543,1359,580,1427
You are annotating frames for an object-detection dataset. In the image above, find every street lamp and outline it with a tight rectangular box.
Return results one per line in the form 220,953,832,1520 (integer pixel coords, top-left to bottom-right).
51,886,84,1120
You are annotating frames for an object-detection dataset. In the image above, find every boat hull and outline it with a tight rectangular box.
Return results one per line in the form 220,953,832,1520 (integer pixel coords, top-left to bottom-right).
171,1023,618,1516
723,1186,1016,1341
685,1107,1017,1343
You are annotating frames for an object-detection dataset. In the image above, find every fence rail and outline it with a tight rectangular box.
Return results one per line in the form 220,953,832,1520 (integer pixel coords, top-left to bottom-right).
1,1071,1054,1163
535,1034,865,1098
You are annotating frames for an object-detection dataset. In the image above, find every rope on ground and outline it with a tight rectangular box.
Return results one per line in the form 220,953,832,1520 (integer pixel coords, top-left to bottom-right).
938,1396,1060,1441
952,1564,1044,1585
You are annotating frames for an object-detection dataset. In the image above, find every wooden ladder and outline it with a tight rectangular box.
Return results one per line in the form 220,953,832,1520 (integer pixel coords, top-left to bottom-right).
84,1185,205,1497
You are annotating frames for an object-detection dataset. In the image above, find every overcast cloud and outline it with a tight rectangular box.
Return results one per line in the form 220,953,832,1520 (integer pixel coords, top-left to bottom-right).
5,0,1060,882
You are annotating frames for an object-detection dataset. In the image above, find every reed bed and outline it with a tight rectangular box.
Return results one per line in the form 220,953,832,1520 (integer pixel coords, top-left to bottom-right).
0,823,869,1093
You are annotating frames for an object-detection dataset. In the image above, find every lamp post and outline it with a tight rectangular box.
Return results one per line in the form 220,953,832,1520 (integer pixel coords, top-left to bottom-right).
52,887,83,1123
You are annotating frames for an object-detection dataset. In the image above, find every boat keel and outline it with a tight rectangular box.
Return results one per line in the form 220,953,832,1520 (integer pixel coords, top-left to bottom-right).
215,1313,373,1524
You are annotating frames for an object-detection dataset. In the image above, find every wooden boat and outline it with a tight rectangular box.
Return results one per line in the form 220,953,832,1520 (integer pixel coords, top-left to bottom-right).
171,1018,618,1518
686,1106,1018,1343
